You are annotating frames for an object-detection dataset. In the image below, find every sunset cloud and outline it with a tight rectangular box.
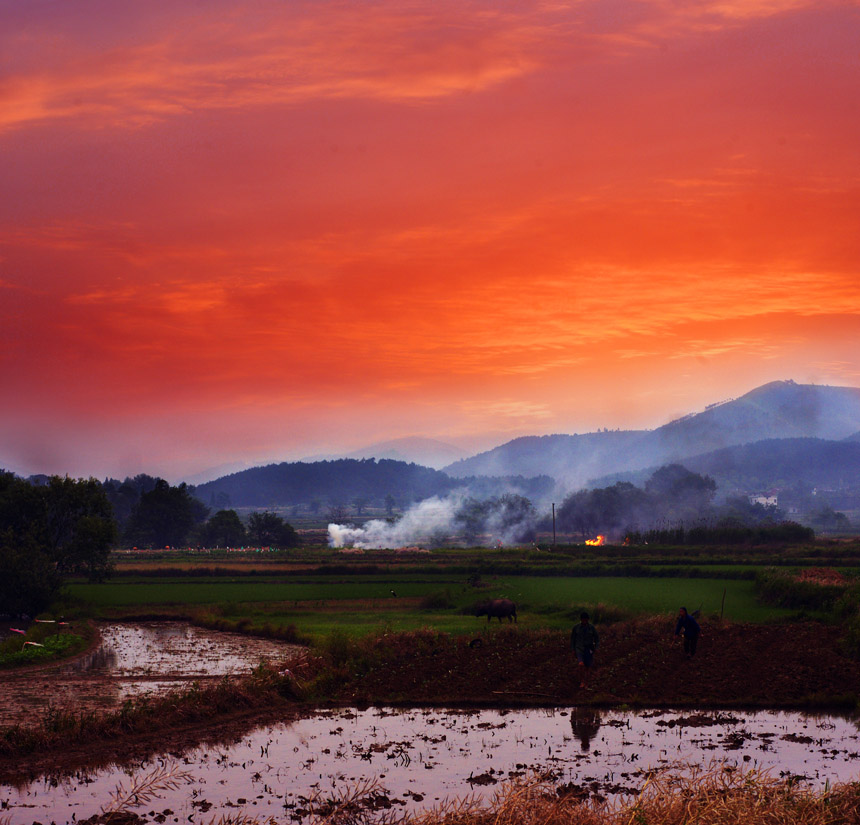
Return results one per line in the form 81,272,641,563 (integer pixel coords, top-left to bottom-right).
1,0,858,479
0,3,545,133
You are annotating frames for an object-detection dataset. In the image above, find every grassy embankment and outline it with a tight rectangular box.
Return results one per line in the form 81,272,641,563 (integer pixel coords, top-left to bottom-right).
0,620,93,669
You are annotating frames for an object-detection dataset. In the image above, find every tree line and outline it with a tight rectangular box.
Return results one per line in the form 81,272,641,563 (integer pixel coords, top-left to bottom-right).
555,463,821,542
101,475,299,549
1,471,300,616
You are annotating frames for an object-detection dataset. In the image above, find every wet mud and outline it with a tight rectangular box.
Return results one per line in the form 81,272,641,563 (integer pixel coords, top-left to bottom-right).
3,707,859,824
0,622,302,728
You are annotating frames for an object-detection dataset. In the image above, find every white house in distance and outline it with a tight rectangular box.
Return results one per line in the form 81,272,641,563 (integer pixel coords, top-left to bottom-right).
749,494,779,507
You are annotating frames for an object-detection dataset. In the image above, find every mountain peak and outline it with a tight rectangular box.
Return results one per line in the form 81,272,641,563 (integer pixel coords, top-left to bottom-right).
445,381,860,488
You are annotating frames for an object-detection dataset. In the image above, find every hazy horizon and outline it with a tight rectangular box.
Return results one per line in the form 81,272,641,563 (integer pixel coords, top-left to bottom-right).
2,1,858,483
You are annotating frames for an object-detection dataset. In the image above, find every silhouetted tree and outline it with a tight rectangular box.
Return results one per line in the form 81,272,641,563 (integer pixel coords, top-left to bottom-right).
247,511,299,548
0,471,117,614
198,509,246,547
125,479,207,547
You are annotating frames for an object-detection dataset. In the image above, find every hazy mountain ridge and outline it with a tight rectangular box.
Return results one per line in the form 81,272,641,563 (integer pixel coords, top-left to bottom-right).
444,381,860,487
193,458,554,509
588,438,860,495
444,431,651,485
192,381,860,508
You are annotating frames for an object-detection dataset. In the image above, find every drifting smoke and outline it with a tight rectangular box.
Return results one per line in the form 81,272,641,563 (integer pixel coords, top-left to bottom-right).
328,491,537,550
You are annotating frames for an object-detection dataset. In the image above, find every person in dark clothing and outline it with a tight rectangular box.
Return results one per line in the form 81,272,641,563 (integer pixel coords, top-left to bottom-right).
571,612,599,688
674,606,701,657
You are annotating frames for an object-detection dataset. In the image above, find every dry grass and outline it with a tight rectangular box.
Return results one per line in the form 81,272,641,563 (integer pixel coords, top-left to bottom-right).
416,767,860,825
101,761,194,821
301,766,860,825
56,763,860,825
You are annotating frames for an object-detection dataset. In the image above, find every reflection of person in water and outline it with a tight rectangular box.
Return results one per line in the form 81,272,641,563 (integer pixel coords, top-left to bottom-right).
570,706,601,752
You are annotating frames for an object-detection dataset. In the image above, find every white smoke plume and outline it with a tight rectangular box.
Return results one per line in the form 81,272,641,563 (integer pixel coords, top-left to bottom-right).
328,491,536,549
328,493,465,550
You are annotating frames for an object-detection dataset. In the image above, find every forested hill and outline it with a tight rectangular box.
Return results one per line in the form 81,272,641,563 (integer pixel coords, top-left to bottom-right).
588,438,860,493
192,458,553,509
444,381,860,485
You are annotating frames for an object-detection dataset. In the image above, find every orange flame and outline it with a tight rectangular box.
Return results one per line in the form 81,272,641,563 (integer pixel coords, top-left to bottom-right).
585,535,606,546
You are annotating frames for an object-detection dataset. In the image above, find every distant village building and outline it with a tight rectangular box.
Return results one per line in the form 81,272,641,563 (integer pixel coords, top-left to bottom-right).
749,494,778,507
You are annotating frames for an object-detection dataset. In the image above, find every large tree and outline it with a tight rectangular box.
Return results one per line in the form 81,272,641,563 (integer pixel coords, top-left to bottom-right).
125,479,208,548
198,509,247,547
247,511,299,548
0,471,117,614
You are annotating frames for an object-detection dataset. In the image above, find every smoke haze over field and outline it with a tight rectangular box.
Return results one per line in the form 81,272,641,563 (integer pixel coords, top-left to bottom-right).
328,492,537,549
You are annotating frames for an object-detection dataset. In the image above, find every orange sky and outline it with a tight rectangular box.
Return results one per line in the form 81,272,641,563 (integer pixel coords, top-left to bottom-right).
1,0,859,481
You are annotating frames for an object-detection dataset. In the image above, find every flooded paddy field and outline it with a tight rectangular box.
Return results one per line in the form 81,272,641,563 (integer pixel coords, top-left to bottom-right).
3,706,860,824
0,622,301,727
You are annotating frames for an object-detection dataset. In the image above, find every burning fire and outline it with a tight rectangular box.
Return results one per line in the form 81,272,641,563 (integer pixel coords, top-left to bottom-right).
585,535,606,546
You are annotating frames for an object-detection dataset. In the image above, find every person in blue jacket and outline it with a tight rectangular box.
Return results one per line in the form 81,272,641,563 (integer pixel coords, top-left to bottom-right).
674,606,701,658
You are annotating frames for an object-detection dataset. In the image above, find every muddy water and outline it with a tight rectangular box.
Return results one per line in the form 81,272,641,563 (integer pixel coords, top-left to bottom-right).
0,622,301,727
3,707,860,823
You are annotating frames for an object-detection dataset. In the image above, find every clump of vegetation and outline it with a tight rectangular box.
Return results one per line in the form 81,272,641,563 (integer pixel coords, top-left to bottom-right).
0,632,83,668
755,568,852,612
419,589,455,609
0,621,91,668
755,567,860,659
627,522,815,546
191,609,312,645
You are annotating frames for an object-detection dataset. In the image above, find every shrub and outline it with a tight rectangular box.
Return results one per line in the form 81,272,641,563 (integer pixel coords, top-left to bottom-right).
755,569,847,611
419,589,455,609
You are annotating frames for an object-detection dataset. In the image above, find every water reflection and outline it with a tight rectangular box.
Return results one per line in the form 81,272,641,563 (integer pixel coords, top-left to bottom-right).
62,644,118,673
4,706,859,824
570,706,601,752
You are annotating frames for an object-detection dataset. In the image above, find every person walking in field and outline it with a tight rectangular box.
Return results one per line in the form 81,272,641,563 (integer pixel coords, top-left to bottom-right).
571,611,599,689
674,606,701,658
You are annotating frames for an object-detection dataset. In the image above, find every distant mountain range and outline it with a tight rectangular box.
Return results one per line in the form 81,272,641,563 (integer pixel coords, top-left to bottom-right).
192,381,860,509
589,437,860,494
443,381,860,488
193,458,554,510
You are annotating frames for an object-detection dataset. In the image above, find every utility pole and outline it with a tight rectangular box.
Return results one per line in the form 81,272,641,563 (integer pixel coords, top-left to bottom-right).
552,502,556,548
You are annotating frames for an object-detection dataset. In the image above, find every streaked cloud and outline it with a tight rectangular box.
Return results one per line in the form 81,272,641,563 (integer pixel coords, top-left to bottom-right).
0,3,544,132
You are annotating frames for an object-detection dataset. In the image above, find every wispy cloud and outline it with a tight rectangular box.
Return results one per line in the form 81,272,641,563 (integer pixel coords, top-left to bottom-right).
0,4,544,132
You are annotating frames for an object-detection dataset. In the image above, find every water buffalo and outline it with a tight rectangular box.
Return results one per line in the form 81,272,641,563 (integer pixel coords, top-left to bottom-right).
475,598,517,623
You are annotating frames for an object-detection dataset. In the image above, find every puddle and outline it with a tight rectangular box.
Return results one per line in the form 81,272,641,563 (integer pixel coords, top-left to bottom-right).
3,707,859,823
0,622,301,727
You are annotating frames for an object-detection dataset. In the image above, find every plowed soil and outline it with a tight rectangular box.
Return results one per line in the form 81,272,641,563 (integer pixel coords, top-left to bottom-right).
331,618,860,707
